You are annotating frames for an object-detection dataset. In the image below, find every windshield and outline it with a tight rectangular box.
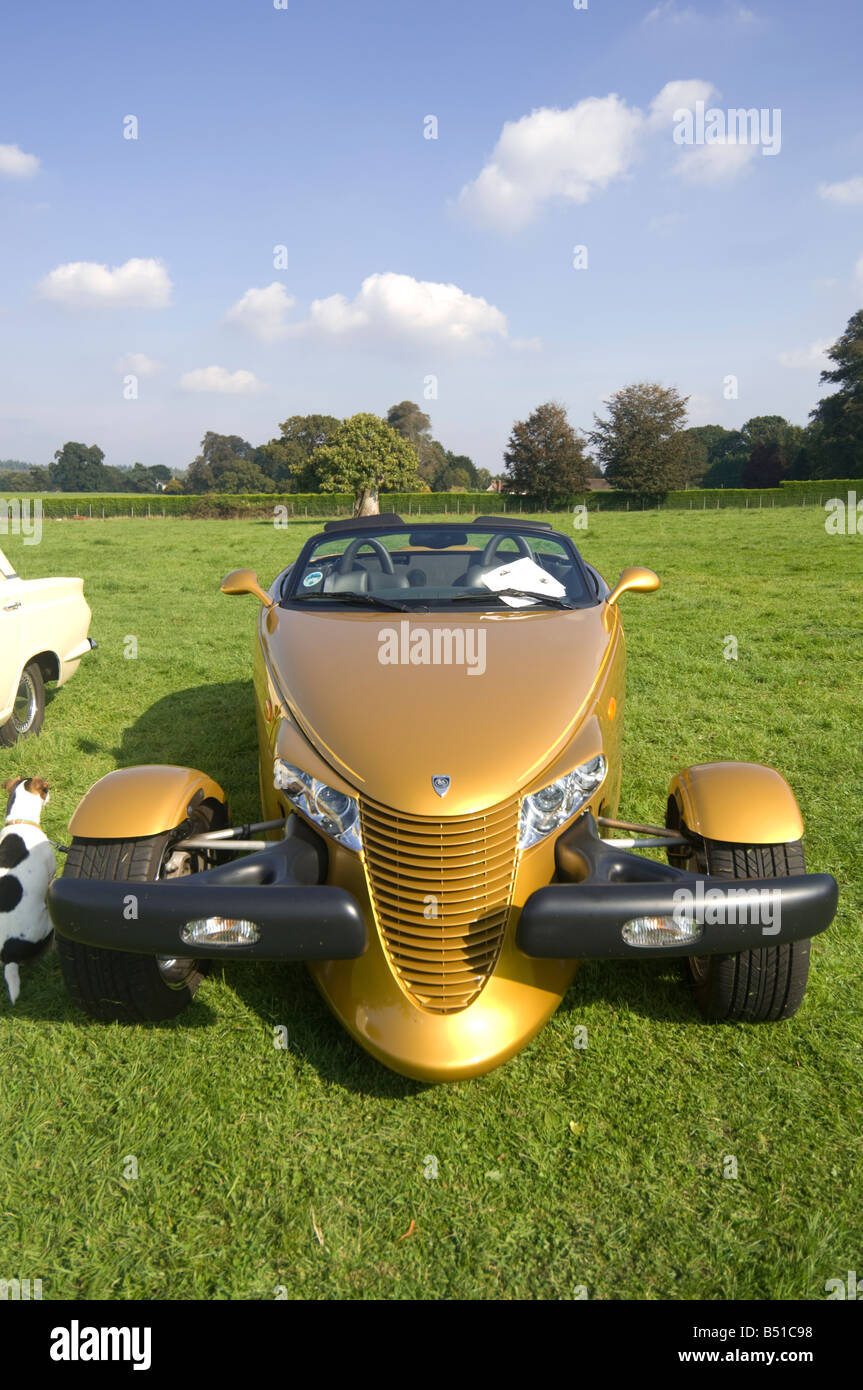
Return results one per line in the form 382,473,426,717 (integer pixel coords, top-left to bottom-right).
283,523,596,609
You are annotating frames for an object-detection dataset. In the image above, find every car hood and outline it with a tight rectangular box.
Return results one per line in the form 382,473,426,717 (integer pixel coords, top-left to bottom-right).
262,605,614,816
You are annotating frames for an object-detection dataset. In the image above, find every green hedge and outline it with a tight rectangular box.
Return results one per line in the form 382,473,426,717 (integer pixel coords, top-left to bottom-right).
3,482,859,521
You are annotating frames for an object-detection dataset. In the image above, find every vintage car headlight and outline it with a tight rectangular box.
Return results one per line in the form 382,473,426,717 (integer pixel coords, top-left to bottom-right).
519,755,606,849
274,759,362,852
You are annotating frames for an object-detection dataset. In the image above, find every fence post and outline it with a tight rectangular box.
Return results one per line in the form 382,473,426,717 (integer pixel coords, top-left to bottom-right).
89,503,92,517
147,502,151,517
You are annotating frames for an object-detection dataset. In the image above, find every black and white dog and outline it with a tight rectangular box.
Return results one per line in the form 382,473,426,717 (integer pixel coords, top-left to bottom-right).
0,776,55,1004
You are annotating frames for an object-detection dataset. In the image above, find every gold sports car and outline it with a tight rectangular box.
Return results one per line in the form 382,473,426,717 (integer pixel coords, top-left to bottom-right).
49,515,838,1081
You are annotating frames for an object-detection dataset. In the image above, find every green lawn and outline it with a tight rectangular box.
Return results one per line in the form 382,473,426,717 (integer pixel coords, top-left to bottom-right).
1,509,860,1300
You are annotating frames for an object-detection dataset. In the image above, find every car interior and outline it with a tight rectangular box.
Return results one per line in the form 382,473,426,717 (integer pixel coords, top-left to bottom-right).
283,521,595,605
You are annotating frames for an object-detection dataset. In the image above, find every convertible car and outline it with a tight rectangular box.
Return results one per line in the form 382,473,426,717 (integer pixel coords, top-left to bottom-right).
48,515,838,1081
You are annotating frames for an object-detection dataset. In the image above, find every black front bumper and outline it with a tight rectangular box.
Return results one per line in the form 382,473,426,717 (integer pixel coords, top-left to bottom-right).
518,814,838,959
48,829,366,961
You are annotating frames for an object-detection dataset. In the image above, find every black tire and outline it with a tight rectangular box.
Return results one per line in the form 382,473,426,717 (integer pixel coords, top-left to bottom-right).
57,802,227,1023
666,800,810,1022
0,661,45,746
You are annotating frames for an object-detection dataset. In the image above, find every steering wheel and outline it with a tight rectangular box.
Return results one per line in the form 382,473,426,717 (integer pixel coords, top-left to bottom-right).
479,531,533,568
336,536,397,577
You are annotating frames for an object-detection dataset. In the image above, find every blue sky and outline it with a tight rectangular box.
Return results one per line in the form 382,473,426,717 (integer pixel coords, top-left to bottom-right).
1,0,862,475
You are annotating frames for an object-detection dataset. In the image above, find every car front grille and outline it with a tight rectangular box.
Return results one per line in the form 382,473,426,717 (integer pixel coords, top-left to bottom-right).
360,795,519,1014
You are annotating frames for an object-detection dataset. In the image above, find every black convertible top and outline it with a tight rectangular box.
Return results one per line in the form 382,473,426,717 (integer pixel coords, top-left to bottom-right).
322,513,553,535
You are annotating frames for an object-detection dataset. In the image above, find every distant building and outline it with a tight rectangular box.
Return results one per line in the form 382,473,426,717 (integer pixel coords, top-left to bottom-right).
585,477,611,491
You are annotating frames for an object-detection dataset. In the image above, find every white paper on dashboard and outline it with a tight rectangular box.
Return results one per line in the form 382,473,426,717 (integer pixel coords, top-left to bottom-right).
480,556,567,607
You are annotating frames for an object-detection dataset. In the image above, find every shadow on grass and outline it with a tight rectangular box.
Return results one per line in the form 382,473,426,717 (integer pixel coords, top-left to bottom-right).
211,960,426,1098
559,956,700,1023
5,944,220,1030
110,679,260,817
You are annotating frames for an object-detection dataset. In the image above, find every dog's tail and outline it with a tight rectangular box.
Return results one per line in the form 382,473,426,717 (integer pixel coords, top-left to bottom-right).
4,962,20,1005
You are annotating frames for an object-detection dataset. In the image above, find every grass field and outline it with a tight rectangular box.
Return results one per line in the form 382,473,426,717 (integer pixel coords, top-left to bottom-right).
1,509,861,1301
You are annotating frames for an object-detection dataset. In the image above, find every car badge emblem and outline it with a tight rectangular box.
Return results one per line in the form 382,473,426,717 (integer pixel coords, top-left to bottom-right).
432,774,451,798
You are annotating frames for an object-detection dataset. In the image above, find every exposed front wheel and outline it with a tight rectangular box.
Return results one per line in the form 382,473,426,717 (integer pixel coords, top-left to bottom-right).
0,661,46,745
666,803,810,1022
57,803,228,1023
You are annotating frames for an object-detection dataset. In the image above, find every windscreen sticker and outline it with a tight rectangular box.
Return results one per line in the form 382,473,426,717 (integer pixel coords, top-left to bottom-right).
303,571,323,587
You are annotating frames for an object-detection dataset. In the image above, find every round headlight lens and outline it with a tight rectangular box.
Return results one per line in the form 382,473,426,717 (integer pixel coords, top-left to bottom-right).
533,784,567,816
519,755,606,849
273,759,362,852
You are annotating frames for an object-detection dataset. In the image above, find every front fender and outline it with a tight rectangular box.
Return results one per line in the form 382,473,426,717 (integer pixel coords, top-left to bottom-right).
669,761,804,845
68,765,227,840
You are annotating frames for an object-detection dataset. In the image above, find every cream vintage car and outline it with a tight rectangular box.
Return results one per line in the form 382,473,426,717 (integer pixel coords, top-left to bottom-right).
0,545,96,745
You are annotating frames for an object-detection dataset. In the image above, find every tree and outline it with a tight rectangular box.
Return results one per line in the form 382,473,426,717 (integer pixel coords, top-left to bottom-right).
0,466,51,491
501,401,591,505
743,441,787,488
808,309,863,477
49,442,109,491
386,401,432,450
184,432,269,492
312,413,421,515
589,384,689,496
257,414,341,490
701,427,748,487
680,425,741,488
213,459,276,493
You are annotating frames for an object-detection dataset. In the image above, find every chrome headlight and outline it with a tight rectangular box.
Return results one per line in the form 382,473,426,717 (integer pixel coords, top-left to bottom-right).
273,759,362,852
519,755,606,849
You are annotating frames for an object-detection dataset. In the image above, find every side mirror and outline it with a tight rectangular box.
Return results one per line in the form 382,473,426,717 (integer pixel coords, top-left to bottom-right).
221,568,273,607
606,566,660,607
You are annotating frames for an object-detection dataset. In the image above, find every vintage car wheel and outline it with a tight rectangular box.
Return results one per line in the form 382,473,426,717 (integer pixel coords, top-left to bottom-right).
671,831,810,1022
56,810,224,1023
0,660,46,746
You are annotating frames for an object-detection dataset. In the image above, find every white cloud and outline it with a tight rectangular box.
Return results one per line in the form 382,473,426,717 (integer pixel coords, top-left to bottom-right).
0,143,39,178
37,257,172,308
644,2,699,24
458,94,646,230
818,176,863,206
457,79,754,231
114,352,163,377
674,139,759,184
648,79,716,131
225,282,296,342
777,340,831,370
300,271,508,346
179,366,265,395
645,2,758,23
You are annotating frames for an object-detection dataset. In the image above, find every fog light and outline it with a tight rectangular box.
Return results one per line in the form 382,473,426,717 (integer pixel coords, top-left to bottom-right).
181,917,261,946
621,915,702,948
